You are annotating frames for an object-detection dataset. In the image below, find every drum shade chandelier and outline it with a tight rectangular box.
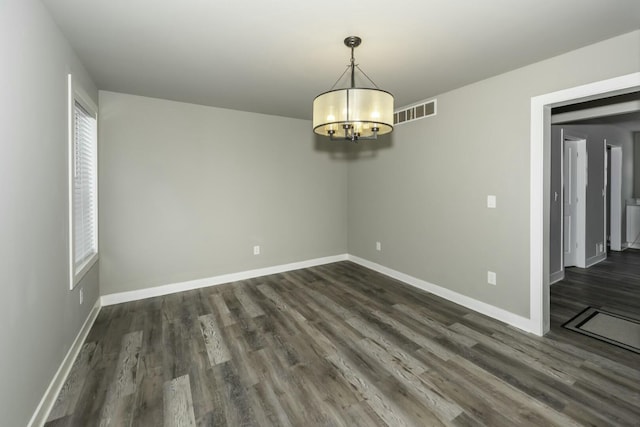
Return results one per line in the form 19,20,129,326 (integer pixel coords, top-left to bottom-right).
313,36,394,142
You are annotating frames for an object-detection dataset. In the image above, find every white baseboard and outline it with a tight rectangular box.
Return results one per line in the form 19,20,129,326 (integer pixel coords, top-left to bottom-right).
28,298,102,427
549,270,564,285
585,252,607,268
101,254,349,306
347,255,537,334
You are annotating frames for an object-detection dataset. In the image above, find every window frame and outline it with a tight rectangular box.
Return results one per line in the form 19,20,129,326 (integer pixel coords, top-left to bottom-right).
68,74,99,289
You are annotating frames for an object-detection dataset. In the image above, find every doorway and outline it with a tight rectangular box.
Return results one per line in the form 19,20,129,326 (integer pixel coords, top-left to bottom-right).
529,72,640,336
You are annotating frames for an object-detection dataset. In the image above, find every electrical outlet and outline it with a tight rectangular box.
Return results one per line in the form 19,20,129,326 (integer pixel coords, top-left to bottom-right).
376,241,381,251
253,245,260,255
487,271,497,285
79,287,84,305
598,243,604,253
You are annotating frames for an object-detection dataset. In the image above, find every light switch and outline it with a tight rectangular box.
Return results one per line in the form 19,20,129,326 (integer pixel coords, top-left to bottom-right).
487,195,496,208
487,271,497,285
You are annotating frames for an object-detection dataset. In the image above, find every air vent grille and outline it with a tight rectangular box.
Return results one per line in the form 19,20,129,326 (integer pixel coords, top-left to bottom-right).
394,99,437,125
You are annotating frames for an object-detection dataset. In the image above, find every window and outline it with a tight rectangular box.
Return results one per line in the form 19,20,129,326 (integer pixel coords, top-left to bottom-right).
68,74,98,288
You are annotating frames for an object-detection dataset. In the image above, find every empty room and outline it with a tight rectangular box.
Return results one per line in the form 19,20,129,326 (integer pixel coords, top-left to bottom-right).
2,1,640,426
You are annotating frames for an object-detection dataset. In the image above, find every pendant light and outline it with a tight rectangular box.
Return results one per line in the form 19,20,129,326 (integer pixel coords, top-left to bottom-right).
313,36,394,142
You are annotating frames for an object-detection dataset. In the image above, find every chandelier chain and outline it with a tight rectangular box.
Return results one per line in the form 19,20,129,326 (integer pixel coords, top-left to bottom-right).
328,64,381,90
329,65,352,91
355,65,380,89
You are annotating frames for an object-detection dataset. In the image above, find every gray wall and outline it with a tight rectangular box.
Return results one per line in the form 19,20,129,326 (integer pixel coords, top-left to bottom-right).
348,30,640,318
0,1,99,426
98,91,347,295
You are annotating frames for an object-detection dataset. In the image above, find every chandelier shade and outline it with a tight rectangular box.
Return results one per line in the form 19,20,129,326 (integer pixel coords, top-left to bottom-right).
312,36,394,141
313,88,394,139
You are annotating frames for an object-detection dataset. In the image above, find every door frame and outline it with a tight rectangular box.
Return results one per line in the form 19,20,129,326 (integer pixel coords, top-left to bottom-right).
529,72,640,336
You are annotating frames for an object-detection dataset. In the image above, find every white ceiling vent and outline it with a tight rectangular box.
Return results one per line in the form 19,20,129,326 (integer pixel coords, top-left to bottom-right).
394,99,437,125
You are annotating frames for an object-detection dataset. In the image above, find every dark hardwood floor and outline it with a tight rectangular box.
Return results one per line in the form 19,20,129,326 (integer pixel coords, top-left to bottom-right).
46,256,640,426
550,248,640,360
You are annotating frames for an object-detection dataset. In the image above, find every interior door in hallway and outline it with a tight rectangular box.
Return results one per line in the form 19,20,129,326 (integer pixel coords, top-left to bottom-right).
563,138,586,267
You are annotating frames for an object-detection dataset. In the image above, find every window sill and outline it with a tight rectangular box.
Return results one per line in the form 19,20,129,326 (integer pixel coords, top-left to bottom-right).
71,252,99,289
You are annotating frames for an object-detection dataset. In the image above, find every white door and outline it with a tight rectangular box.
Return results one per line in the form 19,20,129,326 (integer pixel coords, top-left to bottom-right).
563,141,578,267
563,138,587,268
609,146,622,251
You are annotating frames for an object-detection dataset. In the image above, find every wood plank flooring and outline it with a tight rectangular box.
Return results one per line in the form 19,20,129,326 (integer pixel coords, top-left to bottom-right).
46,257,640,426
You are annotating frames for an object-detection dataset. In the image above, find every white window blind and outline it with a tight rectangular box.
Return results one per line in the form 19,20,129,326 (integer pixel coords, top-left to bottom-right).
72,99,98,275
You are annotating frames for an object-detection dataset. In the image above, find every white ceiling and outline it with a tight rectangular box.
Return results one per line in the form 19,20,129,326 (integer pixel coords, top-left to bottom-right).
41,0,640,120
